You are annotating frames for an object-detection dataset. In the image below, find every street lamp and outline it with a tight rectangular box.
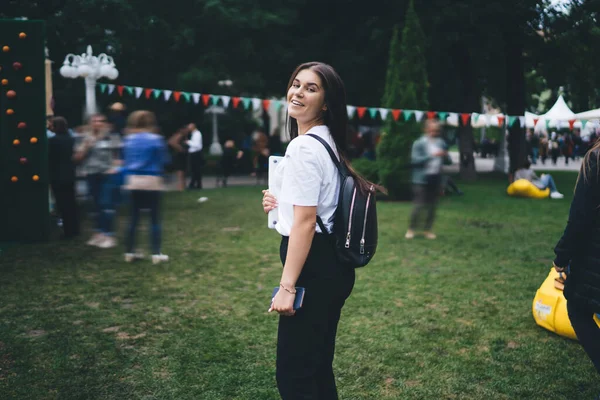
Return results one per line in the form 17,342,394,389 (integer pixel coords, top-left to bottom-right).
206,79,233,155
60,45,118,117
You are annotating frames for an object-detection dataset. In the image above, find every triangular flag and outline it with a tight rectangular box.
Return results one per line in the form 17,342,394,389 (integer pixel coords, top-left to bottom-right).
378,108,389,120
99,83,107,94
252,98,262,111
181,92,191,103
497,115,505,127
346,105,356,117
232,97,241,108
472,113,480,124
242,98,252,110
173,91,181,102
426,111,437,120
163,90,172,101
533,118,539,127
368,108,379,119
460,113,471,126
192,93,201,104
518,116,525,127
545,119,551,130
508,116,517,127
275,100,284,111
581,119,589,129
414,111,424,122
144,88,153,99
568,119,576,131
125,86,134,96
108,84,115,95
438,112,448,121
391,109,402,121
221,96,231,108
402,110,414,121
202,94,211,106
117,85,124,96
211,95,221,106
153,89,162,99
356,107,367,119
134,87,143,99
262,99,271,111
484,114,492,127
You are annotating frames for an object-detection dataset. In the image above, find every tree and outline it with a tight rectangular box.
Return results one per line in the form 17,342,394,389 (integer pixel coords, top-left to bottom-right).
377,0,429,199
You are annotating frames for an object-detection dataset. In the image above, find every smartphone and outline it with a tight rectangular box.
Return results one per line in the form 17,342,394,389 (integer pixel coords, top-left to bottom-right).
270,287,305,311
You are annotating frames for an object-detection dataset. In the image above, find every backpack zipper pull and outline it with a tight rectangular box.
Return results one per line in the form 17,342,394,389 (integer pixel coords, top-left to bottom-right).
345,232,351,248
360,238,365,254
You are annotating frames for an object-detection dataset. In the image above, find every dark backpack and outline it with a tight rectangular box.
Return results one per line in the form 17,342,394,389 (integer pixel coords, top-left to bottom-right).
307,134,378,268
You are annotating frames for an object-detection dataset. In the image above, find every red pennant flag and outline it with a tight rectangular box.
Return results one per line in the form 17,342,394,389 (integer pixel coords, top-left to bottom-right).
533,118,539,127
232,97,241,108
568,119,576,131
262,99,271,111
460,113,471,126
497,115,505,127
173,91,181,102
202,94,211,106
426,111,437,120
144,88,153,99
117,85,124,96
391,109,402,121
356,107,367,119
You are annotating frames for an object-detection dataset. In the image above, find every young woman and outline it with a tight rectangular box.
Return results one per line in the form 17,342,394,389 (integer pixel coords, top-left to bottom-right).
167,127,189,192
262,62,378,399
554,144,600,378
121,111,170,264
74,113,121,248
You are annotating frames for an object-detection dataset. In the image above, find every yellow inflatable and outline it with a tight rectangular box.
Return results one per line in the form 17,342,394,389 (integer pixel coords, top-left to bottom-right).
507,179,550,199
533,268,600,340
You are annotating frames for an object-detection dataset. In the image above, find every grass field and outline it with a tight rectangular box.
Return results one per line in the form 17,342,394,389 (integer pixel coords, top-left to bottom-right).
1,171,598,399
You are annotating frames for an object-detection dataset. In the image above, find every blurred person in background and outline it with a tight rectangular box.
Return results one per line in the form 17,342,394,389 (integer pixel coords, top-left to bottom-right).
121,110,170,264
187,123,204,190
168,127,189,191
48,116,80,239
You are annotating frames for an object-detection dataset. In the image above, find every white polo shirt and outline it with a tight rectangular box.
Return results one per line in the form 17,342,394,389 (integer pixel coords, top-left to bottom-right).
273,125,341,237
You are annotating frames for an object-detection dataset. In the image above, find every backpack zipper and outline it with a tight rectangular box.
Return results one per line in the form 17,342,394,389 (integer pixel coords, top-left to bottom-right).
359,186,374,255
345,188,358,248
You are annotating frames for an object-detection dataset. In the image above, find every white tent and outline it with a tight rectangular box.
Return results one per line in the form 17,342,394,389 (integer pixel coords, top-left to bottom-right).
540,95,575,121
575,108,600,120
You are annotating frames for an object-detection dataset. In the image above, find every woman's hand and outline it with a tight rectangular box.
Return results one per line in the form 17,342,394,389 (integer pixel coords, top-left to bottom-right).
553,262,566,273
262,189,278,214
269,288,296,316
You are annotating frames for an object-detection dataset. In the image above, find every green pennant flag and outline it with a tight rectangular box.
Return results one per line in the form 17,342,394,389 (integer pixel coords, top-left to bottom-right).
125,86,134,96
368,108,379,119
241,97,252,110
438,112,448,121
153,89,162,99
181,92,191,103
99,83,107,94
581,119,588,129
211,95,221,106
508,116,517,127
275,100,284,111
545,119,551,130
402,110,414,121
472,113,480,123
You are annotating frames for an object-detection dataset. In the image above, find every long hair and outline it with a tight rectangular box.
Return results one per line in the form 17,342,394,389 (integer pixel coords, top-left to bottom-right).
578,139,600,187
285,62,386,195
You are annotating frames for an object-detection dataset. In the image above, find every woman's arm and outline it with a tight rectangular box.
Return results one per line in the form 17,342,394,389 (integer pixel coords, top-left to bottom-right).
168,133,184,152
411,139,430,166
554,155,599,268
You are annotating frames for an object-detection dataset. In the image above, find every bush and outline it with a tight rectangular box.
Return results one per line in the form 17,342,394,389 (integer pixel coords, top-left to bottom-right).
351,158,379,183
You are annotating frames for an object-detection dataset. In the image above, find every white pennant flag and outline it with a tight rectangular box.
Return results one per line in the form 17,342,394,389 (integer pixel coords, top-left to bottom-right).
221,95,231,108
134,87,143,99
485,114,492,127
519,116,525,127
447,113,459,127
192,93,201,104
378,108,389,120
414,110,424,122
163,90,172,101
346,105,356,117
252,98,262,111
108,84,115,95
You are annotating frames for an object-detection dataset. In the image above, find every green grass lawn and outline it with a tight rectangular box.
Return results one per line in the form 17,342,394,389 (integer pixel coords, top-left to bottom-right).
1,171,598,399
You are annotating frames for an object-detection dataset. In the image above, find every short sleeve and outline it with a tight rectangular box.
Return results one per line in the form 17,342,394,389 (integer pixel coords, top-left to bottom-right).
280,138,322,206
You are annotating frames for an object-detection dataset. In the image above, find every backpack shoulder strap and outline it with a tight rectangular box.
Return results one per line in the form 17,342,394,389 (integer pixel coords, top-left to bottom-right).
306,133,343,173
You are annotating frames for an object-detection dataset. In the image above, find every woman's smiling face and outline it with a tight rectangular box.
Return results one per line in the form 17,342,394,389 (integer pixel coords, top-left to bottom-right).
287,68,326,124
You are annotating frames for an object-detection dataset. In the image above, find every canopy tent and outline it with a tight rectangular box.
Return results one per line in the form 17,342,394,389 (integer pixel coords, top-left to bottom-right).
540,95,575,121
575,108,600,120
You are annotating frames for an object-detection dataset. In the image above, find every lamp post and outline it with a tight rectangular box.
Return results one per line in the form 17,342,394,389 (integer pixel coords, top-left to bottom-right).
206,79,233,156
59,45,118,117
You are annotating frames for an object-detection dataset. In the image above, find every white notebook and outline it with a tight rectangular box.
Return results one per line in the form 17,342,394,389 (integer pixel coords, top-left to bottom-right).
267,156,283,229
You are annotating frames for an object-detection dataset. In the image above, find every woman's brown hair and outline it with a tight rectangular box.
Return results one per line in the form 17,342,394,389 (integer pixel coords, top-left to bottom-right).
126,110,157,133
286,62,386,195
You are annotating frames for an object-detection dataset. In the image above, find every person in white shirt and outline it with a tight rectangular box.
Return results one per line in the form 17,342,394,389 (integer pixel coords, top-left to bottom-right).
261,62,380,399
186,123,204,189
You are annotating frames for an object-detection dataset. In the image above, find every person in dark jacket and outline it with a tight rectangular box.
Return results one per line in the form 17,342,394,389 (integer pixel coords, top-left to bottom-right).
553,147,600,376
48,116,80,238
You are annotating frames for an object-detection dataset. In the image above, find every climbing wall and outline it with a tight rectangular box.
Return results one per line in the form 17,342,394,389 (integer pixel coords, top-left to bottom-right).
0,19,48,242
